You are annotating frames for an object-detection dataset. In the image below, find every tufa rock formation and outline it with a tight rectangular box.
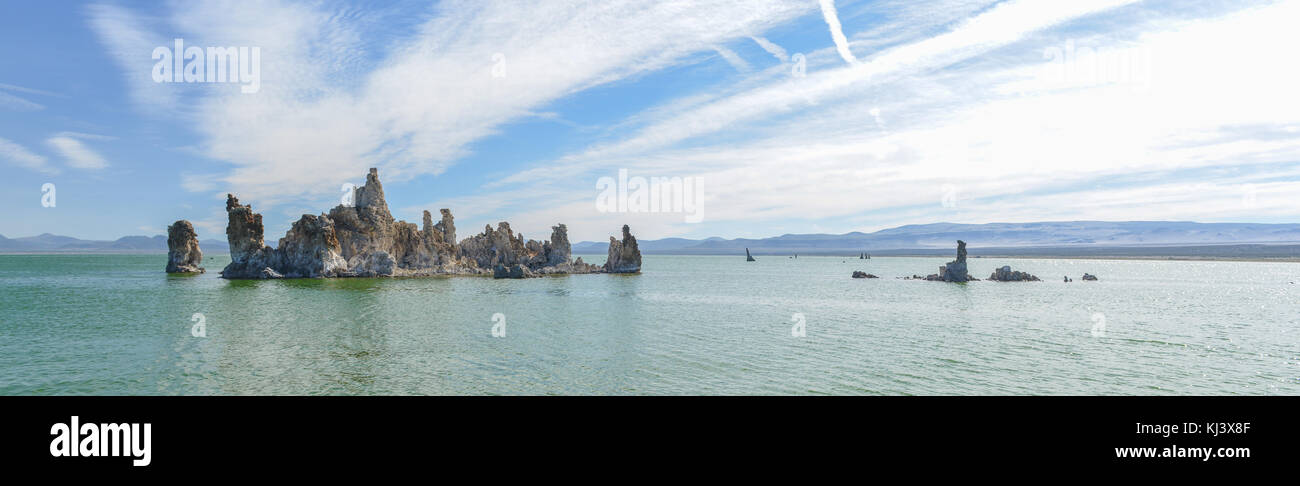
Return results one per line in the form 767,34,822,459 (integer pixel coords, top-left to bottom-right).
925,240,972,282
165,220,204,273
217,168,636,279
222,195,286,278
459,222,600,275
988,265,1041,282
603,225,642,273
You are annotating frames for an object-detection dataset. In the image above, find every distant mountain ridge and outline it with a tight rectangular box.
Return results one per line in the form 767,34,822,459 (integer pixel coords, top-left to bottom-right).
0,233,229,253
7,221,1300,255
571,221,1300,255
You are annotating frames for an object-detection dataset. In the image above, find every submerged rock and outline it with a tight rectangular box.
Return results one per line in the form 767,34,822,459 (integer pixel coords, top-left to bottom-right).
165,220,204,273
216,168,636,279
924,240,972,282
493,263,536,279
604,225,642,273
988,265,1041,282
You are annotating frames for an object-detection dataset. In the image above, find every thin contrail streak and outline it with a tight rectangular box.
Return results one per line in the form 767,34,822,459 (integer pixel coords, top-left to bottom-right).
818,0,858,65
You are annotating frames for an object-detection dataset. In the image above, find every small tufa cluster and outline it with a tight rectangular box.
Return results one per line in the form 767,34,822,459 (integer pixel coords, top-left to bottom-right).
210,168,640,279
915,241,1051,283
988,265,1041,282
925,240,972,282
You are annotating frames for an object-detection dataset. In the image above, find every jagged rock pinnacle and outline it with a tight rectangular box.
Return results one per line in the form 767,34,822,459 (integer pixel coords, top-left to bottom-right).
165,220,204,273
604,224,642,273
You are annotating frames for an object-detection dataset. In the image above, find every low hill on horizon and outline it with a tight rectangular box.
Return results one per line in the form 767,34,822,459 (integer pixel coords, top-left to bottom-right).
572,221,1300,255
5,221,1300,256
0,233,229,253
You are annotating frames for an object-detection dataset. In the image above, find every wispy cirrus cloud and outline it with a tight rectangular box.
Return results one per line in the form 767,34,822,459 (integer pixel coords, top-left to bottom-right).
88,0,815,214
0,137,58,175
52,131,116,141
85,3,183,115
460,0,1300,241
713,45,752,72
46,136,109,170
749,36,788,62
80,0,1300,243
0,82,65,112
0,91,45,111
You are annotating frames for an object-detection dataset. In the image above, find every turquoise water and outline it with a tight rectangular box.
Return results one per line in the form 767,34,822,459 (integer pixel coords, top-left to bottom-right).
1,253,1298,395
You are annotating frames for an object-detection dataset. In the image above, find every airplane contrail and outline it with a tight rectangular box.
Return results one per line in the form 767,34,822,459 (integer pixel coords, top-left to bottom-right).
818,0,858,65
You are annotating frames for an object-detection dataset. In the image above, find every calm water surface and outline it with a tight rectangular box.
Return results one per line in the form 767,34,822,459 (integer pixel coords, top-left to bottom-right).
1,254,1298,395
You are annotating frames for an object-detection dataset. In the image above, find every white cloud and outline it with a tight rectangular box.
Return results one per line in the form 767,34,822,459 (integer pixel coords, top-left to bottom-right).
90,0,815,213
0,137,57,175
85,4,184,115
46,136,109,170
477,0,1300,240
86,0,1300,242
498,0,1146,188
844,0,1002,51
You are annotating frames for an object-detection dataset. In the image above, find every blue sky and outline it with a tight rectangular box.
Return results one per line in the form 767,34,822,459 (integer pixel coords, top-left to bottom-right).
1,0,1298,243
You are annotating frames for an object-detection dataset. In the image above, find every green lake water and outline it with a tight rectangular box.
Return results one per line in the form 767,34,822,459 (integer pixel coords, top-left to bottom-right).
1,253,1298,395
